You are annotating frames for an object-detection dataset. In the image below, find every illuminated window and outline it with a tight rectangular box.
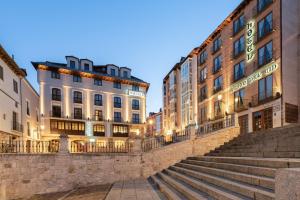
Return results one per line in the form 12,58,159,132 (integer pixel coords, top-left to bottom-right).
234,89,245,110
214,100,223,117
95,110,103,121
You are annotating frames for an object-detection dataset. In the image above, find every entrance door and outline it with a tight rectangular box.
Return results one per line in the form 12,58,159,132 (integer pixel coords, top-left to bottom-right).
238,115,248,134
253,107,273,131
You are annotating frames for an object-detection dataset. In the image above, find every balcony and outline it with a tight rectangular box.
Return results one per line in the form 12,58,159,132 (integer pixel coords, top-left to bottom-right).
250,91,281,107
234,101,249,112
93,132,105,137
91,115,104,122
12,121,23,133
197,114,236,135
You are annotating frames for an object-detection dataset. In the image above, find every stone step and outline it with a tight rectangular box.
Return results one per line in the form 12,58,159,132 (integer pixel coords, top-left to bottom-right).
175,163,274,190
168,166,275,200
188,156,300,168
207,151,300,158
181,159,276,178
157,172,210,200
150,175,184,200
164,169,250,200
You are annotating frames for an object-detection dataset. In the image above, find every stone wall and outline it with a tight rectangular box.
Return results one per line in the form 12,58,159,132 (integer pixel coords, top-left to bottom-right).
0,126,240,200
275,168,300,200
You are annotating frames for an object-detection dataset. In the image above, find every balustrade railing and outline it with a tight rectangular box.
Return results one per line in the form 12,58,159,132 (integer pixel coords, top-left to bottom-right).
70,140,131,153
197,114,236,135
0,140,59,153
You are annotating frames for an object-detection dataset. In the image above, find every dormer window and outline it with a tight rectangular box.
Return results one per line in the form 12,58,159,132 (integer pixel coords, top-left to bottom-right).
132,85,139,91
84,63,90,71
70,61,76,69
123,71,128,78
111,69,116,76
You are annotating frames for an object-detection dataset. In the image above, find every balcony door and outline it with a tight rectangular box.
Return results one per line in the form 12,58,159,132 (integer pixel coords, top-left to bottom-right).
253,107,273,131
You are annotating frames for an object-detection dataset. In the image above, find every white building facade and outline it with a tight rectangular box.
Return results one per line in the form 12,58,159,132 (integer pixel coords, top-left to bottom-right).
33,56,149,142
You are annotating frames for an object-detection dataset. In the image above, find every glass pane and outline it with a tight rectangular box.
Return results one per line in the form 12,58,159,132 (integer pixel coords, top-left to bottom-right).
259,79,265,100
266,75,273,97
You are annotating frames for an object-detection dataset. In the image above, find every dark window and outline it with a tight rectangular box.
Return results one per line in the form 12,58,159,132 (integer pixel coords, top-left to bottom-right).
12,111,17,130
52,88,61,101
73,91,82,103
132,85,139,91
51,71,60,79
213,37,222,53
214,76,223,93
214,100,222,117
132,99,139,110
111,69,116,76
123,71,128,78
52,105,61,118
114,112,122,122
113,82,121,89
0,65,3,80
13,79,18,93
132,114,140,124
36,110,39,122
199,67,207,83
70,60,76,69
234,35,245,57
200,107,207,123
73,75,82,83
26,101,30,116
198,50,208,65
94,78,102,86
258,41,273,67
114,97,122,108
94,94,102,106
74,108,82,119
94,110,103,121
234,61,245,81
213,55,222,73
258,12,273,39
258,0,273,13
258,74,273,101
84,63,90,71
200,86,207,101
234,89,245,110
233,15,245,35
27,122,30,136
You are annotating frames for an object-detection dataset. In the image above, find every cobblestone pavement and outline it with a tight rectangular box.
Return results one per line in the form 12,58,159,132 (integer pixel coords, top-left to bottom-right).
26,184,111,200
105,179,161,200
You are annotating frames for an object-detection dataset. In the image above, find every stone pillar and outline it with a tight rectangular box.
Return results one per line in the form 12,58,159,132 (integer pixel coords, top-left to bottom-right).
59,133,69,154
131,139,142,154
189,124,197,140
275,168,300,200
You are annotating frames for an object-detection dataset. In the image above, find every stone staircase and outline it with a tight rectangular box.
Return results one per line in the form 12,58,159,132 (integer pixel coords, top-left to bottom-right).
149,125,300,199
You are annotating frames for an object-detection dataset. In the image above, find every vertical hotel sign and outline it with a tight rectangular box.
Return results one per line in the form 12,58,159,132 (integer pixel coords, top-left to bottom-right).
246,20,255,63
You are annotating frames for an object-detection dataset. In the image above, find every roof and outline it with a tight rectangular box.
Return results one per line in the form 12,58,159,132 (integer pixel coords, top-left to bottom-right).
0,45,26,77
31,61,150,88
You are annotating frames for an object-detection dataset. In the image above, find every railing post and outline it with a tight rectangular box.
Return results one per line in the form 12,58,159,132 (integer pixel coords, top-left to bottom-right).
189,124,197,141
59,133,69,154
131,139,142,154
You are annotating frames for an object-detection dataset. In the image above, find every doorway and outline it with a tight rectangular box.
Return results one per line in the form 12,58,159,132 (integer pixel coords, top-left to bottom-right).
253,107,273,131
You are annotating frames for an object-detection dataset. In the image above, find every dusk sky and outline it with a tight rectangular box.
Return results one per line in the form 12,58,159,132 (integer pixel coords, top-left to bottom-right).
0,0,241,114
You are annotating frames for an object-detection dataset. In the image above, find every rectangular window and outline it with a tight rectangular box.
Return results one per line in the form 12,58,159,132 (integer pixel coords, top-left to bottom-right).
258,41,273,67
132,113,140,124
114,97,122,108
200,86,207,101
12,112,17,130
113,82,121,89
213,37,222,53
258,74,273,101
114,112,122,122
113,125,128,137
258,0,273,13
132,85,139,91
13,79,18,93
94,78,102,86
214,100,222,117
213,55,222,73
84,63,90,71
234,89,245,111
233,15,245,35
93,124,105,136
73,91,82,103
234,35,245,57
258,12,273,39
234,61,245,81
0,65,3,80
111,69,116,76
27,122,30,136
94,110,103,121
214,76,223,93
94,94,103,106
52,105,61,118
198,50,208,65
73,75,82,83
26,101,30,116
132,99,140,110
70,60,76,69
74,108,82,119
52,88,61,101
199,67,207,83
123,71,128,78
51,71,60,79
200,107,207,123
